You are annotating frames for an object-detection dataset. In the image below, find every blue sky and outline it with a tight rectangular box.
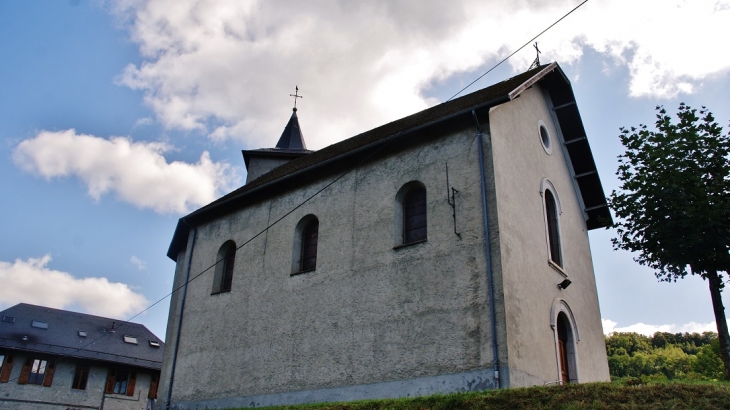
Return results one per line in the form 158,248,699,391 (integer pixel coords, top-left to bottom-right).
1,0,729,340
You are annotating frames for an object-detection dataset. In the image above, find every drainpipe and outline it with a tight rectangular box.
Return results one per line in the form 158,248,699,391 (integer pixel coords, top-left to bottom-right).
165,222,197,409
472,110,500,388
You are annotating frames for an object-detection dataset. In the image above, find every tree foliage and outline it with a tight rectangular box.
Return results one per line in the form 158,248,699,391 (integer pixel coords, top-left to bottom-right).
606,332,723,380
610,104,730,280
608,104,730,379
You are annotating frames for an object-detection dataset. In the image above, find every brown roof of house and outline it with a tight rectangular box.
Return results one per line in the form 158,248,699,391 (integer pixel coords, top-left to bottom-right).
168,62,611,259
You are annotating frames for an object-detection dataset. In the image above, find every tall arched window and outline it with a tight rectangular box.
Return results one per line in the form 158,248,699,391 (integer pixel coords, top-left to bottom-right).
544,188,562,267
292,215,319,275
394,182,427,247
212,241,236,294
403,187,427,244
301,219,319,271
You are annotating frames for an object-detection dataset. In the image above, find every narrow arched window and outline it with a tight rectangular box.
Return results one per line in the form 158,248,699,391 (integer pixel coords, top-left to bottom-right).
212,241,236,294
544,189,562,267
300,219,319,271
403,187,427,244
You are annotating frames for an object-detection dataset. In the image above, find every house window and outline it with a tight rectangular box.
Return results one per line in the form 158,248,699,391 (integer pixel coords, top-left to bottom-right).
291,215,319,275
105,369,136,396
18,357,55,386
31,320,48,329
394,182,428,247
28,359,47,384
544,189,562,267
0,354,13,383
212,240,236,294
72,365,89,390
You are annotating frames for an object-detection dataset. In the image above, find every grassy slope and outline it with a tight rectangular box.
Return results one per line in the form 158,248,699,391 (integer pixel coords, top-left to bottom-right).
234,382,730,410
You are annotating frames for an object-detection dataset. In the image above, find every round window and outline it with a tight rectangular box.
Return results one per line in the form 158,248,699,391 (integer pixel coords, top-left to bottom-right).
538,122,552,154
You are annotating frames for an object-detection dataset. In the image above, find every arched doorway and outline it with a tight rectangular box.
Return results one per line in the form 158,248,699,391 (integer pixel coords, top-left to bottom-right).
551,299,579,384
557,313,571,383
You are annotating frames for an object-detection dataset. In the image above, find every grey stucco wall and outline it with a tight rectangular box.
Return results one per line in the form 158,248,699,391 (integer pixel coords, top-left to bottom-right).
488,85,610,386
0,354,157,410
163,124,501,407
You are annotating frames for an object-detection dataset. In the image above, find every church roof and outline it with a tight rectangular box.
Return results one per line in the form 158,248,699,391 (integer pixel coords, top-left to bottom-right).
168,62,612,259
276,108,307,150
0,303,164,370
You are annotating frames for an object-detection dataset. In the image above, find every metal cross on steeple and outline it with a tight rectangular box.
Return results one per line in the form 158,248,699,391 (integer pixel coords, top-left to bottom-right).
290,86,303,110
529,42,541,70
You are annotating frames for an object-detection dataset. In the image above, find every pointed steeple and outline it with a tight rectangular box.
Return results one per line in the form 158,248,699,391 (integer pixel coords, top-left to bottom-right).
241,87,313,185
275,107,307,150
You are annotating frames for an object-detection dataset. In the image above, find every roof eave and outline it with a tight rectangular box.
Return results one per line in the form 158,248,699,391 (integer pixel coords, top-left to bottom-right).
508,63,612,230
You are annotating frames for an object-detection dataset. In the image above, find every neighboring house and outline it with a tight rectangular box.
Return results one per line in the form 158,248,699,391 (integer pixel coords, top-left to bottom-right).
0,303,164,410
160,62,613,409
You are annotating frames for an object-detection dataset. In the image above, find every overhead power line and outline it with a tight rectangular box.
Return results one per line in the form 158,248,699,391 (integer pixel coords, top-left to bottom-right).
446,0,590,102
7,0,592,385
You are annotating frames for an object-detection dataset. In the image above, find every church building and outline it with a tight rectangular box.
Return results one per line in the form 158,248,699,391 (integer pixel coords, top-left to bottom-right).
160,62,612,409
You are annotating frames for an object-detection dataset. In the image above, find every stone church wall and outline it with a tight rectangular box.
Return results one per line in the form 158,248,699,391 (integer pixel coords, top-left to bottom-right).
163,123,502,408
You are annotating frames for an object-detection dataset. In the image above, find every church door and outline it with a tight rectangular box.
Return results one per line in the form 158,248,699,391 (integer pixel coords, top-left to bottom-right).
557,314,570,384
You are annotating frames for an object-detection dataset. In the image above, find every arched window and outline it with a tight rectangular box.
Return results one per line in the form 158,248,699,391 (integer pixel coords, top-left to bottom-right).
394,182,427,247
403,188,427,244
545,190,561,266
292,215,319,275
212,241,236,294
301,219,319,271
542,182,562,268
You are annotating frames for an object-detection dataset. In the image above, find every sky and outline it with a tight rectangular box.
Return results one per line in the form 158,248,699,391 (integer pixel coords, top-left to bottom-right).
1,0,730,341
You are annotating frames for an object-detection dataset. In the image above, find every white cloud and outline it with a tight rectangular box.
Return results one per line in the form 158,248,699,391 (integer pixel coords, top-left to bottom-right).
602,318,723,336
13,129,238,214
109,0,730,148
130,256,147,270
0,255,148,319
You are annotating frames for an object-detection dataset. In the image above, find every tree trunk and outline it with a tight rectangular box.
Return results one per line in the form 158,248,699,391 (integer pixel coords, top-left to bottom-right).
707,269,730,380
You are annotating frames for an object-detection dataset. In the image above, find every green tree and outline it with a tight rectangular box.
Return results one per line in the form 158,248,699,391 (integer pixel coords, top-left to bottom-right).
694,339,724,379
609,104,730,379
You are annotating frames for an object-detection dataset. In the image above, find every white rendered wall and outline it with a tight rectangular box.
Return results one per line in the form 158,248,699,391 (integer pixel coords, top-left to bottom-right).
488,85,610,386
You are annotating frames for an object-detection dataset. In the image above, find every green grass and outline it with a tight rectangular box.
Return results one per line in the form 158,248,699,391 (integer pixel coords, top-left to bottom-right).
228,380,730,410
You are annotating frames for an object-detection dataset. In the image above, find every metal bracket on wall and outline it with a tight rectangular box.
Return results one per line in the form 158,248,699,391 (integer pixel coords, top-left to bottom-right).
445,163,461,238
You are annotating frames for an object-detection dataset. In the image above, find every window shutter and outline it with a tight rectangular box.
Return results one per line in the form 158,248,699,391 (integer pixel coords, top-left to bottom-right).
105,370,116,394
404,188,427,244
42,361,55,387
222,247,235,291
301,220,318,271
126,371,137,396
148,371,160,399
0,355,13,382
18,357,32,384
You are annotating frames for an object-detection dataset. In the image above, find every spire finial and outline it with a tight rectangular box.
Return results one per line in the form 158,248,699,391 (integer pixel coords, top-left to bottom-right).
290,85,303,111
529,42,541,70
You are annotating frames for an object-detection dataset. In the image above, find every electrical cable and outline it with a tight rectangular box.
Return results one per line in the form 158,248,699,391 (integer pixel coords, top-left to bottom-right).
3,0,591,385
2,136,396,384
446,0,589,102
